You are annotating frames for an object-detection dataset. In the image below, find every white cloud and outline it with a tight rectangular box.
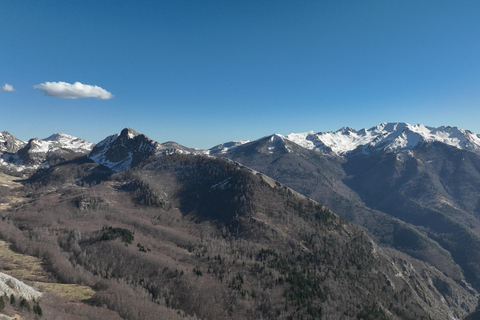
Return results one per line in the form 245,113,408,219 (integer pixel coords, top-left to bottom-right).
34,81,114,99
0,84,15,92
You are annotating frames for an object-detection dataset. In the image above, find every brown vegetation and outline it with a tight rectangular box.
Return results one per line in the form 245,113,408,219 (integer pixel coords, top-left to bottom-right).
0,154,476,319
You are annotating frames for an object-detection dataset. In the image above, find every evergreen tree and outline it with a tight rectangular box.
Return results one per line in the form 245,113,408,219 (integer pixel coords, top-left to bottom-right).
19,298,31,311
33,300,43,316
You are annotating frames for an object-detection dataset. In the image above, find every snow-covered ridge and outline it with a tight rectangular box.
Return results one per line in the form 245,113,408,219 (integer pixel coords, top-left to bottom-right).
0,131,95,174
17,133,94,155
44,132,95,153
286,123,480,155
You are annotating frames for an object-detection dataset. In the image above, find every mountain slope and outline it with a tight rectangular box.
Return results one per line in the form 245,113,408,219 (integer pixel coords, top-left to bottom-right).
344,140,480,289
219,123,480,295
3,152,476,319
218,132,464,281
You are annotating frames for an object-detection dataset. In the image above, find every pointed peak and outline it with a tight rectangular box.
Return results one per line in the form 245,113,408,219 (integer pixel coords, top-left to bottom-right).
1,131,14,137
339,126,356,134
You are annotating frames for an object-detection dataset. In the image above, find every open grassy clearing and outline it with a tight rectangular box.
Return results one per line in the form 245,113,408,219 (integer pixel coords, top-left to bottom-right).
0,240,95,302
0,172,23,188
0,172,25,210
0,240,47,281
35,282,95,302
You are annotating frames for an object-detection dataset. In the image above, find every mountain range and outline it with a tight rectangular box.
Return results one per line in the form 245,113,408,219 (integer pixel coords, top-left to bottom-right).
1,123,480,319
211,124,480,284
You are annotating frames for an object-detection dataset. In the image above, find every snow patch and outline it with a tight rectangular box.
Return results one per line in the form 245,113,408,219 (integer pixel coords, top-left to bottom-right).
211,177,232,190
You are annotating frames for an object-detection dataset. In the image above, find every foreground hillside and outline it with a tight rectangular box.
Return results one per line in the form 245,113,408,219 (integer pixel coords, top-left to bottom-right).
0,152,477,319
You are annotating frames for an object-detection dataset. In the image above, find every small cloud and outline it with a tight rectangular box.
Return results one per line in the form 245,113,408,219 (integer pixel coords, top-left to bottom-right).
34,81,114,99
0,84,15,92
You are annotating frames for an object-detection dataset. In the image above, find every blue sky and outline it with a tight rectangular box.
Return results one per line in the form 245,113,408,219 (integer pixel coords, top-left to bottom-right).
1,1,479,149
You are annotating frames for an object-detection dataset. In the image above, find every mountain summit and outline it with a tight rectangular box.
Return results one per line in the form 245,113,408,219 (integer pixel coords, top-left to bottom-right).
88,128,164,172
43,132,95,153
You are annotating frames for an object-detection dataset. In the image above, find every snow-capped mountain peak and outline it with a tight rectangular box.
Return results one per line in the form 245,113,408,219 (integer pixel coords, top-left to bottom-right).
267,134,288,153
42,132,95,153
88,128,197,172
45,132,75,141
0,131,95,175
286,123,480,155
88,128,167,172
366,123,480,154
0,131,27,153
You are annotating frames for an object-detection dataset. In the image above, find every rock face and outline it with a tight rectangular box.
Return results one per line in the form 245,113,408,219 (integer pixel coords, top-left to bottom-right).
0,272,42,300
88,128,165,172
88,128,194,172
